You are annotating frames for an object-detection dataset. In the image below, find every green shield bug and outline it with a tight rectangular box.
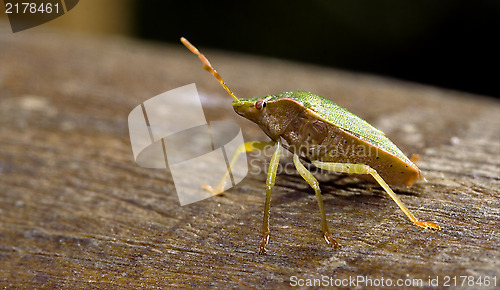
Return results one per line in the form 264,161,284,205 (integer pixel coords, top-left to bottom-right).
181,37,440,254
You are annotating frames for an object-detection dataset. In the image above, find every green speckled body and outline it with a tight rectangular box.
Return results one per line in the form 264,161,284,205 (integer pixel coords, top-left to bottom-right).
233,91,421,186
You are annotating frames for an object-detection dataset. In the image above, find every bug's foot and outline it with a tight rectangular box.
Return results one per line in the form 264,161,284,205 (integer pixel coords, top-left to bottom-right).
201,184,223,195
259,234,269,255
414,220,441,230
323,232,340,248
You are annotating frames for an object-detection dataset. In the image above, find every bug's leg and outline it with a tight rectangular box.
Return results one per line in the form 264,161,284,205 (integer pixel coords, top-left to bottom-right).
259,140,282,254
293,154,339,247
311,161,441,230
203,140,275,194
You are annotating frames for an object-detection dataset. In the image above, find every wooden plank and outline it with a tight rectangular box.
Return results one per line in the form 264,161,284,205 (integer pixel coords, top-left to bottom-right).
0,27,499,288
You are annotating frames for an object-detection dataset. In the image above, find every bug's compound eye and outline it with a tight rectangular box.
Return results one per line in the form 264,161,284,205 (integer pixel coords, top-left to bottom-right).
255,100,266,110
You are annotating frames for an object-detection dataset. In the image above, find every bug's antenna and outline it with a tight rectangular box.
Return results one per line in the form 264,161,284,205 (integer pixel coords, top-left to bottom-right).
181,37,242,104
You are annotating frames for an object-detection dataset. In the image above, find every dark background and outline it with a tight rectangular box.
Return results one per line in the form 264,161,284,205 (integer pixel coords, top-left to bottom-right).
135,0,499,98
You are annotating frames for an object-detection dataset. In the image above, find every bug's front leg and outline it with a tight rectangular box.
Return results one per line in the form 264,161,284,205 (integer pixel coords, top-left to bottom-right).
293,154,339,248
203,140,275,194
311,161,441,230
259,140,281,254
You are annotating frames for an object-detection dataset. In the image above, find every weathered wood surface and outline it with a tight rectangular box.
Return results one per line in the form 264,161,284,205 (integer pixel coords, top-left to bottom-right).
1,26,499,288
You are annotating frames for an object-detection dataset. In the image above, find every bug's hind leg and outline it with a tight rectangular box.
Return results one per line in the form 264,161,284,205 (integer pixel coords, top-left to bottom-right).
203,140,275,194
311,161,440,230
293,154,340,247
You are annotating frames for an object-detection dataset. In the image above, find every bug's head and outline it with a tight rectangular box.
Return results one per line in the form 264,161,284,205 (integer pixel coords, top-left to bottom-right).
232,95,296,140
232,97,268,123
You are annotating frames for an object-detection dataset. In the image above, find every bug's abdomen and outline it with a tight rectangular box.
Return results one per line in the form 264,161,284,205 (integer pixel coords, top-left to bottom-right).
281,112,420,187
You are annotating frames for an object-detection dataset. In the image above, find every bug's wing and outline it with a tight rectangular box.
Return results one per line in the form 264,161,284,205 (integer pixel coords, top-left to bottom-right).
299,91,413,165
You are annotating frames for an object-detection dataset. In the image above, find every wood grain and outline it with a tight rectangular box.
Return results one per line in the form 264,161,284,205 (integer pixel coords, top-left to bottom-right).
0,26,499,288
